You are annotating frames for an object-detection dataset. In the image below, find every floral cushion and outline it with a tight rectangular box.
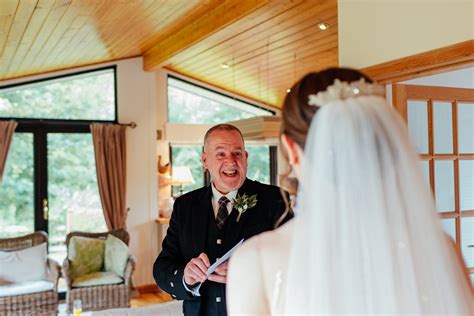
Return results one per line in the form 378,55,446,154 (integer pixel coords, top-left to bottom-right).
72,271,123,287
68,236,105,279
104,234,129,277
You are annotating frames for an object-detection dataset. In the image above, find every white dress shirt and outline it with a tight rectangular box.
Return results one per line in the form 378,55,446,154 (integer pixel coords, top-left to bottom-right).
183,183,238,296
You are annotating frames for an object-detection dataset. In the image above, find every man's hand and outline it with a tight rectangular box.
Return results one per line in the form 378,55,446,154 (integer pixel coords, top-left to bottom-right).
208,261,228,284
184,253,210,286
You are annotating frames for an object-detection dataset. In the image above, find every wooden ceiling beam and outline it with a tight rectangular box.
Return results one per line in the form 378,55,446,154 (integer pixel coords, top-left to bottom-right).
143,0,269,72
362,40,474,84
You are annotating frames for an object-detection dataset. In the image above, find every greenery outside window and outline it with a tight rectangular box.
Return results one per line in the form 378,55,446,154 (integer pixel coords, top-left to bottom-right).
170,144,274,197
0,68,115,121
0,67,115,265
168,76,273,124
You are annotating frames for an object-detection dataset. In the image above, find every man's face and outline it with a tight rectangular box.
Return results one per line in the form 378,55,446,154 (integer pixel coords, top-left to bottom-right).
202,130,248,194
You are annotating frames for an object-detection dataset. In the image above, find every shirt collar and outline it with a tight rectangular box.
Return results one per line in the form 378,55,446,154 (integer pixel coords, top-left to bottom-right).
211,182,238,203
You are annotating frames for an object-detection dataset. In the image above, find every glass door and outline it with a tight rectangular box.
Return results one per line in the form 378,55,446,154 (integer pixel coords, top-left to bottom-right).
0,133,34,237
393,83,474,285
47,133,106,264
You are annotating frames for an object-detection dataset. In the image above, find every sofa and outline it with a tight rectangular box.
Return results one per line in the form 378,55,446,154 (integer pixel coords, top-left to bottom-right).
0,231,61,315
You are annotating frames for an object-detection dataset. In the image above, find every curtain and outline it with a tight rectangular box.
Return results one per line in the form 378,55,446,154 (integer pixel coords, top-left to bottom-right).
0,120,18,182
91,124,127,230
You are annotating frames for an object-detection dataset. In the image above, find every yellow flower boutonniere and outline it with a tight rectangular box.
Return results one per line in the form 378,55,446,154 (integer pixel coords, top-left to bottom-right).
232,193,258,222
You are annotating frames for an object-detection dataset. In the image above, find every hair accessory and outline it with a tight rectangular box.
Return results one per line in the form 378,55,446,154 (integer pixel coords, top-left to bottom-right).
308,78,385,107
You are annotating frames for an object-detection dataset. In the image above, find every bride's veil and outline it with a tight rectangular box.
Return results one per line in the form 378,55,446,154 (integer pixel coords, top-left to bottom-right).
283,95,472,314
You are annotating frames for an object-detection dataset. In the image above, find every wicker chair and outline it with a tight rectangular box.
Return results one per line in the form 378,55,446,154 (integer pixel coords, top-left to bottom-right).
0,231,60,316
63,230,136,312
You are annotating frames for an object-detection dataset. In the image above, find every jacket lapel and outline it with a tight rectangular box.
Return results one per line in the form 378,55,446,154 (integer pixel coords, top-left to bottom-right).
191,185,212,253
224,178,253,246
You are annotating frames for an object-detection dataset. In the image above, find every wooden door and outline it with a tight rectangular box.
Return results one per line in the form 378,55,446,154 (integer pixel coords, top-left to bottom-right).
393,84,474,284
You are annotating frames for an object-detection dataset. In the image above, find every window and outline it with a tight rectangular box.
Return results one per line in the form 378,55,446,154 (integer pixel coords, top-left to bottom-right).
0,67,115,264
0,68,115,121
0,133,34,238
170,145,204,196
168,76,273,124
170,144,276,197
247,145,271,184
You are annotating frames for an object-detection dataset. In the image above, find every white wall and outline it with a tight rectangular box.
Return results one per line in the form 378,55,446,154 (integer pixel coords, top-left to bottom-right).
0,57,159,286
338,0,474,68
116,58,159,286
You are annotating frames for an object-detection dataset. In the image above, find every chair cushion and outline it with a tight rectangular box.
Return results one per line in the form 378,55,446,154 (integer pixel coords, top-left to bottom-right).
72,271,123,287
68,236,105,278
104,234,129,277
0,242,47,284
0,280,54,297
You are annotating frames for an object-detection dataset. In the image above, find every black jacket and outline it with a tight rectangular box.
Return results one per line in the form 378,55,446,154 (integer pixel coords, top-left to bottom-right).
153,178,292,316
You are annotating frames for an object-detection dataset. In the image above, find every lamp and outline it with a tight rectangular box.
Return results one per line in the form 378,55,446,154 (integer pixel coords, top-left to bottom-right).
171,166,195,196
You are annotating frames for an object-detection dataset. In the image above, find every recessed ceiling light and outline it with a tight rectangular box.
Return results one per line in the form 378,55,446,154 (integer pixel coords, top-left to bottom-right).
317,22,329,30
286,88,291,93
221,63,231,69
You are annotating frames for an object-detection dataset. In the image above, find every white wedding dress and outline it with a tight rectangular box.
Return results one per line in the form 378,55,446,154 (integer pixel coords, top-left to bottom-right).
227,96,473,315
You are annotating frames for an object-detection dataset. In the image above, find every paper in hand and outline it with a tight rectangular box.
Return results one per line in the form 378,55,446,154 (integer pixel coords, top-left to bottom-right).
206,238,244,276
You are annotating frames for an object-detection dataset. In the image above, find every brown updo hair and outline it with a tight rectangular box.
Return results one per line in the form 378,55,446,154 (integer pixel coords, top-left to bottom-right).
282,67,373,149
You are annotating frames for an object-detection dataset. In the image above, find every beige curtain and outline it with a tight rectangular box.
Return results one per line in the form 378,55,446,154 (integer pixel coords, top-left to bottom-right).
91,124,127,230
0,120,18,182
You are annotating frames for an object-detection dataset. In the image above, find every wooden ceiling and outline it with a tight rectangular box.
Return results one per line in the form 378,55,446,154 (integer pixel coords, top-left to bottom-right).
0,0,338,108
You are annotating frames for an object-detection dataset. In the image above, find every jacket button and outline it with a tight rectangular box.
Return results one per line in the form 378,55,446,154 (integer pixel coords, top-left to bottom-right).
216,297,221,303
216,239,222,244
170,282,174,287
174,270,178,275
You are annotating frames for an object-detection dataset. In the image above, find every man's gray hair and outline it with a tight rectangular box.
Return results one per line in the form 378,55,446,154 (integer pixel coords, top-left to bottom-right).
203,124,245,150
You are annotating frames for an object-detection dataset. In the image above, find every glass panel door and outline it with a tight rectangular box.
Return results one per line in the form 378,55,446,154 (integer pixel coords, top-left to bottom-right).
0,133,34,238
47,133,106,263
393,84,474,285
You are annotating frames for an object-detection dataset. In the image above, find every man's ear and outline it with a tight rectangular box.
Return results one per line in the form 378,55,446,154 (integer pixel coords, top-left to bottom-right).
280,134,301,166
202,152,208,170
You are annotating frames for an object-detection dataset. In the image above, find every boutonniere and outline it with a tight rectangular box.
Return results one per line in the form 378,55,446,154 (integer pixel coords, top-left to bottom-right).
232,193,258,222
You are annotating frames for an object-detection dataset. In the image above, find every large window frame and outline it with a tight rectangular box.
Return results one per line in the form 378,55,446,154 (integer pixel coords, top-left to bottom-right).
0,66,118,236
165,73,279,197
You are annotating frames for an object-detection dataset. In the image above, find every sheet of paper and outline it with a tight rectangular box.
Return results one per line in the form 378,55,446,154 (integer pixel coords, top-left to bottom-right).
193,238,244,294
206,238,244,276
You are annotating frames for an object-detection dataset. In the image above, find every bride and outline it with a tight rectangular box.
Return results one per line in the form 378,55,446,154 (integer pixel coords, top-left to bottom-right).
226,67,473,315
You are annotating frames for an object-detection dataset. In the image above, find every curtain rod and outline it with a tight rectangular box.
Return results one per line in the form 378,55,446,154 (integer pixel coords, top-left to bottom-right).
121,122,137,128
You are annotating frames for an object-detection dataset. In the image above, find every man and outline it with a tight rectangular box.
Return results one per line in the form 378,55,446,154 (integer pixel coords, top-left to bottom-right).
153,124,292,316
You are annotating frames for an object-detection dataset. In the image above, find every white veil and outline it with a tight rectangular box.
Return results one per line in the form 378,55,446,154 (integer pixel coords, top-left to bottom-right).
283,95,473,314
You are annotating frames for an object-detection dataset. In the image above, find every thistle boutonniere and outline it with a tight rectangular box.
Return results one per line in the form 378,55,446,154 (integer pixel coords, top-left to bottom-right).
232,193,258,222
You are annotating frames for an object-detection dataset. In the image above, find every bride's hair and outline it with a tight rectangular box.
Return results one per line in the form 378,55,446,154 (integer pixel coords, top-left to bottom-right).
276,68,374,223
282,67,372,149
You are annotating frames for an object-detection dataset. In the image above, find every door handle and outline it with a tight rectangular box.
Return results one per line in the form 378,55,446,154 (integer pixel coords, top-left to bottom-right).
43,198,49,220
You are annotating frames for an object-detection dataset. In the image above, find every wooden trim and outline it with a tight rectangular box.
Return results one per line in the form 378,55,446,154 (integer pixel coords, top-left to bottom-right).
420,154,474,160
156,217,170,225
143,0,269,71
460,210,474,217
392,84,408,120
439,212,458,219
408,86,474,102
135,284,160,294
459,154,474,160
452,100,461,245
362,40,474,84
